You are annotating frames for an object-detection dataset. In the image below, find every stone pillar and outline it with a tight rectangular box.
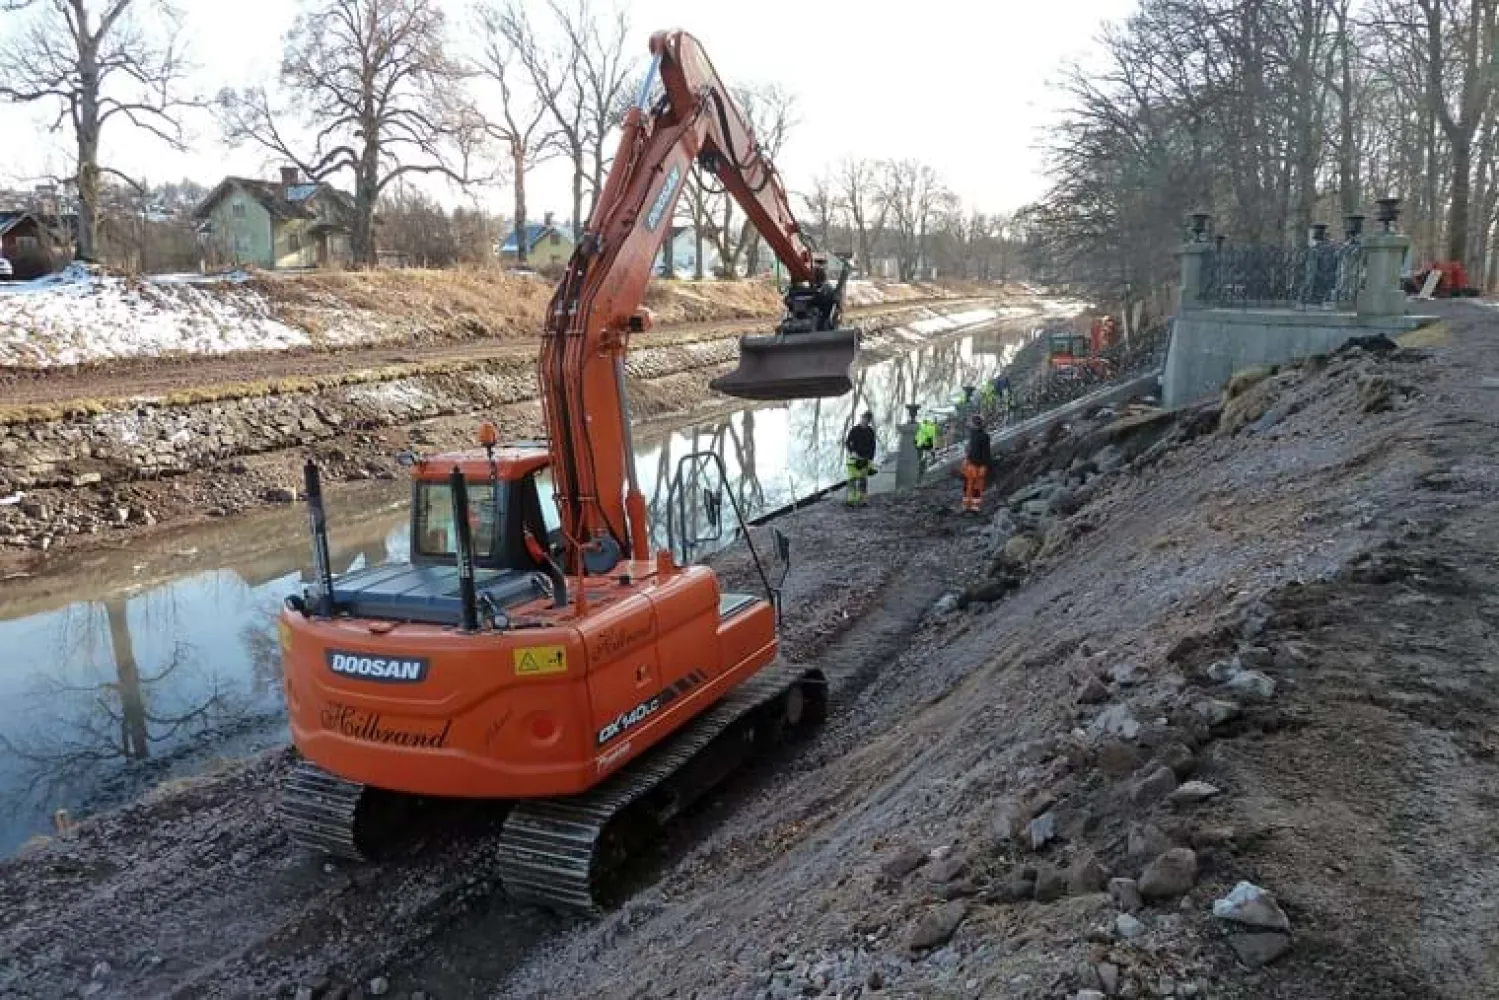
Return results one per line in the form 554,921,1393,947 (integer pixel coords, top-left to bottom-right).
1357,233,1410,318
1177,242,1212,313
895,419,920,488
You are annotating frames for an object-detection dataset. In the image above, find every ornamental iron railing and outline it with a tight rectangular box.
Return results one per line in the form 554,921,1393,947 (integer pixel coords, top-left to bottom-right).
1200,242,1363,310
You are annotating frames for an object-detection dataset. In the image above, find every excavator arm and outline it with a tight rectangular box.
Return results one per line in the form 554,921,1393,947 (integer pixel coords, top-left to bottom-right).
541,30,857,575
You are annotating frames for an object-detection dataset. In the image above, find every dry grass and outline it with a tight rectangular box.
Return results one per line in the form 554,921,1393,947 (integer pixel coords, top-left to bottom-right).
251,266,552,344
642,276,783,322
0,357,533,425
252,267,790,342
0,399,109,424
1395,321,1453,348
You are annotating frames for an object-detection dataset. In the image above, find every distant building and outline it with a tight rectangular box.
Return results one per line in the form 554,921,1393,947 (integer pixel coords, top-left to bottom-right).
653,226,722,279
193,167,355,269
498,212,574,268
0,211,44,258
0,211,57,278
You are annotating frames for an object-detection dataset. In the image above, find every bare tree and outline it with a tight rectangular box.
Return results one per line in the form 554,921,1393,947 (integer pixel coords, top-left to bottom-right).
800,170,838,251
379,183,459,266
879,159,947,281
681,162,715,279
494,1,588,237
836,157,886,277
672,82,797,278
217,0,481,266
1416,0,1497,265
727,84,797,275
473,0,561,265
549,0,634,225
0,0,193,262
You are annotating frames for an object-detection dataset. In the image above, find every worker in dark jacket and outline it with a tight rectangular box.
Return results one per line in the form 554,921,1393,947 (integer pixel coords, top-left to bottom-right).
961,414,992,513
845,410,877,505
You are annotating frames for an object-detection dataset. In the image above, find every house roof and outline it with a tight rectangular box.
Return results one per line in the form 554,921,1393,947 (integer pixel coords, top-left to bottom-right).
500,223,570,253
0,211,40,236
193,177,353,222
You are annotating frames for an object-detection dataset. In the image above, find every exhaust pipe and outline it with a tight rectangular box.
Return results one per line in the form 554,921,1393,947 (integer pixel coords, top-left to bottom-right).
449,467,481,632
303,459,335,616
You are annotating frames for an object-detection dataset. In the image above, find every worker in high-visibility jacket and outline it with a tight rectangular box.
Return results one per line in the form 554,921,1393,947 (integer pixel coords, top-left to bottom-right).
995,374,1013,422
914,413,938,477
844,410,877,506
915,414,938,454
961,414,992,514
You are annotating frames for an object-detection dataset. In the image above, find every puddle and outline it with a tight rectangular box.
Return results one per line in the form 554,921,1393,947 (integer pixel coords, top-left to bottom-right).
0,317,1029,854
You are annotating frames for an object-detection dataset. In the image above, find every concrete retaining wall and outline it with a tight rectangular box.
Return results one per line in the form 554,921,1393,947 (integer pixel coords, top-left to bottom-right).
1162,309,1428,408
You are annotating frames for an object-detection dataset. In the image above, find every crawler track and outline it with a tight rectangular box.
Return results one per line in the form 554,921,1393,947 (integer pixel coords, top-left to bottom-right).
280,662,826,912
280,760,365,860
498,662,825,911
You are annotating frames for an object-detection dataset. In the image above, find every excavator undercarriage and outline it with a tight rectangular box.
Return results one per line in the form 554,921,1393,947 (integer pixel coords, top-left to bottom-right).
282,661,826,911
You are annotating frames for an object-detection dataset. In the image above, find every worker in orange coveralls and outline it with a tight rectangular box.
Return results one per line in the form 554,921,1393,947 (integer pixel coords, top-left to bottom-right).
961,414,992,513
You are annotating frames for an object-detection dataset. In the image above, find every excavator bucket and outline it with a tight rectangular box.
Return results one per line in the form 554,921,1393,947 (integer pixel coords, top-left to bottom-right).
710,328,859,401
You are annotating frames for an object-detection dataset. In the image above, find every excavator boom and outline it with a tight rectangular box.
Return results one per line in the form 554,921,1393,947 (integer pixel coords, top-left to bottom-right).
542,30,857,571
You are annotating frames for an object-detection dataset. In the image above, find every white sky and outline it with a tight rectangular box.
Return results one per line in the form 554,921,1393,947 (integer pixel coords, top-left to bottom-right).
0,0,1135,217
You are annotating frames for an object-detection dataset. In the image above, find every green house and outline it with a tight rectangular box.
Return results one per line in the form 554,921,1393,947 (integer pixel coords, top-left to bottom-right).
194,167,355,269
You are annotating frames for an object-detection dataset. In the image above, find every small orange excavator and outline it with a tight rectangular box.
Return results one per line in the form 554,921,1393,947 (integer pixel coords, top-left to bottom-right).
1045,327,1113,381
278,30,857,912
1403,259,1480,297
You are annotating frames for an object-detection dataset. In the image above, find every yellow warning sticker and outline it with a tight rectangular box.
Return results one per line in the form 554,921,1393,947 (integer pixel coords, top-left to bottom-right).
514,645,568,676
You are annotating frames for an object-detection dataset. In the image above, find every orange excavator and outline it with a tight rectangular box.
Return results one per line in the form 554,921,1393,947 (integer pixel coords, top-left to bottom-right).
277,30,858,912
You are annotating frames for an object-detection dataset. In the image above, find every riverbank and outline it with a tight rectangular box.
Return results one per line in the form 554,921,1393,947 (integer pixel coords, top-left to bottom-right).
2,303,1492,999
0,293,1059,576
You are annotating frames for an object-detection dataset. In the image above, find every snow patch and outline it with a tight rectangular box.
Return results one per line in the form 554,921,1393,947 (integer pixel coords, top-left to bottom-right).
346,380,438,412
0,265,374,367
907,307,1001,335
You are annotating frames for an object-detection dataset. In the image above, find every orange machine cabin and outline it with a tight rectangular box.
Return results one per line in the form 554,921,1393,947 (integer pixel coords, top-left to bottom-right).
278,440,777,802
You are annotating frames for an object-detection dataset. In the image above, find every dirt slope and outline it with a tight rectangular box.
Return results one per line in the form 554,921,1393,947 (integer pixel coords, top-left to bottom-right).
2,305,1495,1000
496,306,1499,1000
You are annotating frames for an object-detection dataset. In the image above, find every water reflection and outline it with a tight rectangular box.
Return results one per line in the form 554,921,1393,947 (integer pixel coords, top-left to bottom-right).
0,505,409,854
0,320,1025,854
639,327,1022,557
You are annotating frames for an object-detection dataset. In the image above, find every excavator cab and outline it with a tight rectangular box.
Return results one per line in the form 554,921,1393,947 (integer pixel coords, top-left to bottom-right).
710,254,858,401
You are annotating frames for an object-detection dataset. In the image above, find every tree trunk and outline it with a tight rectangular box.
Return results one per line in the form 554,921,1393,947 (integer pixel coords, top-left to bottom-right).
570,148,585,240
1448,139,1473,263
1288,0,1319,242
1337,9,1359,217
75,40,101,262
694,225,704,280
512,144,529,266
1424,99,1440,261
106,598,149,760
1471,114,1495,280
588,143,605,227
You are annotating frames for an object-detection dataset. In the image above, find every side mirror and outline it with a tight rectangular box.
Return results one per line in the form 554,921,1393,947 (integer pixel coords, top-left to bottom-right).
773,527,791,563
702,488,723,529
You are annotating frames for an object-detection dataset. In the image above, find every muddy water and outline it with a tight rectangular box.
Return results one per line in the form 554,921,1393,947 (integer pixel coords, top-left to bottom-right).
0,321,1025,854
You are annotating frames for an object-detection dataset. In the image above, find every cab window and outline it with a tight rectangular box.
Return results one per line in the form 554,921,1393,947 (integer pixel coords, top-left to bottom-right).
414,483,499,559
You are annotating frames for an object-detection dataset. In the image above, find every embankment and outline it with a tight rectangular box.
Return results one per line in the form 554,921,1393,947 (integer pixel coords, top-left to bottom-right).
0,297,1040,571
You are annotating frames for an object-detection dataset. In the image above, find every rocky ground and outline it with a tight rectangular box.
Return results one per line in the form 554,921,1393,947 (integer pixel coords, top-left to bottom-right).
1,303,1494,1000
